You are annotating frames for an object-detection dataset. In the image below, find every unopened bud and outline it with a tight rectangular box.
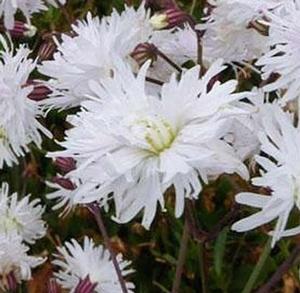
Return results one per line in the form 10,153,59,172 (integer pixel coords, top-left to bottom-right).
131,42,158,66
27,80,52,101
52,177,76,190
38,39,57,61
150,13,169,29
75,275,97,293
0,21,37,38
4,271,18,292
47,278,61,293
150,8,194,30
54,157,76,174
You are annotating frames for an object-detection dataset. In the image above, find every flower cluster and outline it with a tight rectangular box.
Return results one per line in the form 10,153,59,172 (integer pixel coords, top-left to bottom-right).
2,0,300,290
0,182,46,290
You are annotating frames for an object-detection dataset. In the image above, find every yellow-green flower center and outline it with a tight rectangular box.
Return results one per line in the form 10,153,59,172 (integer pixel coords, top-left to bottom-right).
0,127,6,140
0,214,22,234
138,117,177,155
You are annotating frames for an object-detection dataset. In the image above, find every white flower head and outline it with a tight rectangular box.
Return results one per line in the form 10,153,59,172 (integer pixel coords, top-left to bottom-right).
0,233,44,290
39,5,153,110
232,105,300,246
53,237,134,293
0,35,51,169
49,59,249,228
257,0,300,104
0,182,46,244
199,0,284,64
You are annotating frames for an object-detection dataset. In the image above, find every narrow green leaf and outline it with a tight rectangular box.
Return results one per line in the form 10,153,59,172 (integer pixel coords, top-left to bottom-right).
214,227,229,277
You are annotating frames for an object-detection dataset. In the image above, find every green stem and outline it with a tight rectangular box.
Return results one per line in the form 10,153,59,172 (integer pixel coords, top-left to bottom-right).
199,243,208,293
242,238,272,293
171,219,190,293
190,0,197,15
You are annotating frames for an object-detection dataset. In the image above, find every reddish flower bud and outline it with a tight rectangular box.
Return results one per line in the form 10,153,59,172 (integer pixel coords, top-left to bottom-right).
27,80,52,101
54,157,76,174
145,0,177,10
4,271,18,292
150,8,195,30
75,275,97,293
47,278,61,293
52,177,76,190
131,42,158,66
0,21,36,38
38,39,57,61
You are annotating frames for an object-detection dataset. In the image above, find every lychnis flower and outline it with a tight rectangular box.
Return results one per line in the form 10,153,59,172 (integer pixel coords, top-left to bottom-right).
53,237,134,292
257,0,300,104
0,182,46,244
0,35,51,168
232,105,300,246
0,233,44,291
49,59,249,228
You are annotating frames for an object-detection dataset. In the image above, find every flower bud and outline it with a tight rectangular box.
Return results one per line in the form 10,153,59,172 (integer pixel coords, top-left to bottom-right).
150,8,195,30
52,177,76,190
47,278,61,293
150,13,169,29
131,42,158,66
54,157,76,174
38,39,57,61
74,275,97,293
4,271,18,292
27,80,52,101
0,21,37,38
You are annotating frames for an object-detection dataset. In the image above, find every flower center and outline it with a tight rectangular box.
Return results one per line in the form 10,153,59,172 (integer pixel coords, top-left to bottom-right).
133,116,177,155
0,214,21,234
0,127,6,140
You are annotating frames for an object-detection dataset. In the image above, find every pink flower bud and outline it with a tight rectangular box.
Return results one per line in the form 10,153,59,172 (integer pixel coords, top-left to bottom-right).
74,275,97,293
0,21,36,38
47,278,61,293
52,177,76,190
54,157,76,174
5,271,18,292
38,40,57,61
131,42,158,66
150,8,195,30
27,80,52,101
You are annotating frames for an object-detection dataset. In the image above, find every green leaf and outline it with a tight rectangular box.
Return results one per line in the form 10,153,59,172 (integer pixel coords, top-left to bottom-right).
214,227,229,277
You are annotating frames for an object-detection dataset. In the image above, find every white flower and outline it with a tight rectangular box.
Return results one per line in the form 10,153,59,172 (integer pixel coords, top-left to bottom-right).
199,0,284,64
256,0,300,104
0,0,46,29
49,59,249,228
53,237,134,293
0,182,46,244
0,36,51,169
232,105,300,246
0,233,44,290
39,5,153,109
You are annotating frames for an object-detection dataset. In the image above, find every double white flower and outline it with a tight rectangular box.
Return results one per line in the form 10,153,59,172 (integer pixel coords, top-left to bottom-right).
0,182,46,289
0,36,50,169
53,237,134,292
232,106,300,246
49,59,250,229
